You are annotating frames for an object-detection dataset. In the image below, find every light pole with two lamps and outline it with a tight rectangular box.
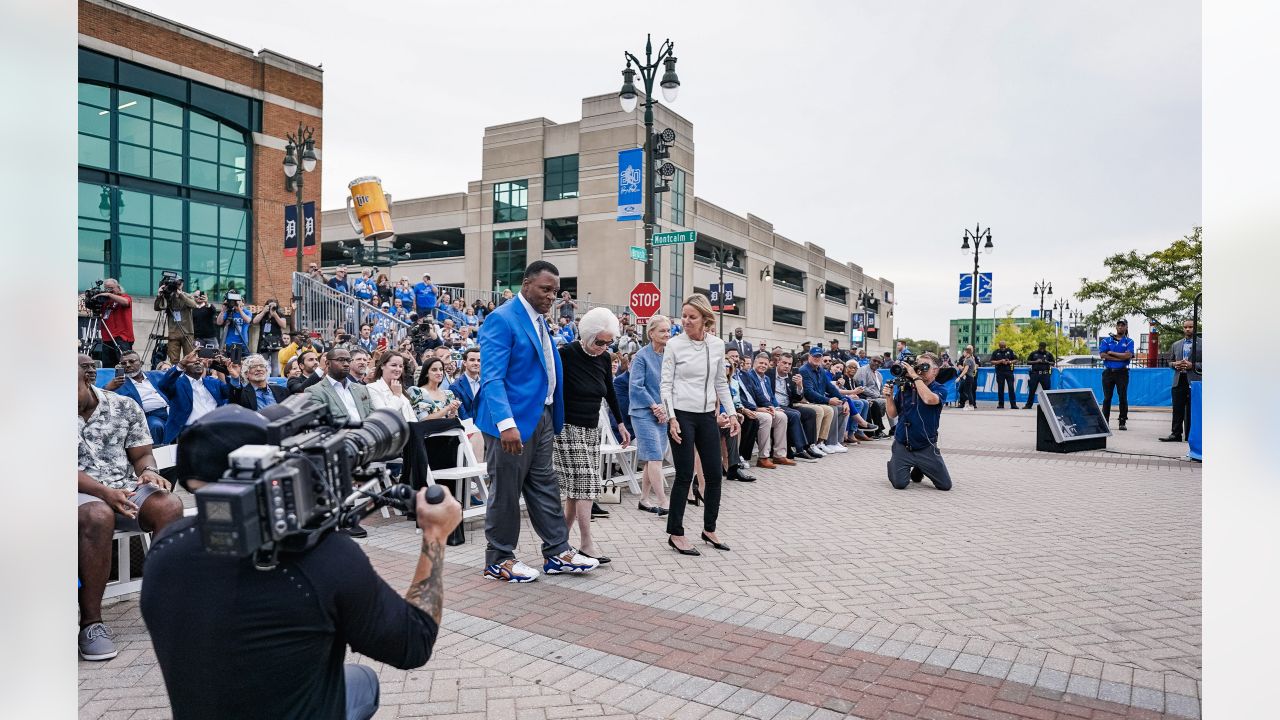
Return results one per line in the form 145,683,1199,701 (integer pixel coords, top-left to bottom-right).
616,35,680,284
856,287,878,355
1050,297,1070,359
282,123,318,331
1031,279,1052,320
961,224,994,357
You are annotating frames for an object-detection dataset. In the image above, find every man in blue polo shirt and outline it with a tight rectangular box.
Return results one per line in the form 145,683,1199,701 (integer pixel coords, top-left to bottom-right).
884,352,952,491
1098,319,1135,430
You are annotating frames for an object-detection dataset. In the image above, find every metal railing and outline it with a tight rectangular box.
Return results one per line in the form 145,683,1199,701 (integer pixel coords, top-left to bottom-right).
292,272,412,342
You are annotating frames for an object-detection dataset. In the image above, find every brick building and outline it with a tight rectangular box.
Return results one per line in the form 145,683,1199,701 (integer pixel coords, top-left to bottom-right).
77,0,322,342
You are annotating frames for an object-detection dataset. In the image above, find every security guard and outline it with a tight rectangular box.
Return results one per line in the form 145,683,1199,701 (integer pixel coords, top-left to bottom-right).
1023,342,1055,407
989,341,1019,409
1098,319,1135,430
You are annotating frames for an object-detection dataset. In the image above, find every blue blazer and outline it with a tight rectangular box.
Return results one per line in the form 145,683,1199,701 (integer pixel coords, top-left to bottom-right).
741,370,778,408
627,344,663,417
156,367,233,444
448,374,480,421
612,371,633,434
475,297,564,441
798,363,842,404
100,371,167,413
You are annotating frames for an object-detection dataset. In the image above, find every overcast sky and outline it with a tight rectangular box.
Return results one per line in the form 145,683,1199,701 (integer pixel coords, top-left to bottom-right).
130,0,1201,342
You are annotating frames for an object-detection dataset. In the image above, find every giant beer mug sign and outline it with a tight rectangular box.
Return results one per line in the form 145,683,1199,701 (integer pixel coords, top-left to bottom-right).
346,176,395,241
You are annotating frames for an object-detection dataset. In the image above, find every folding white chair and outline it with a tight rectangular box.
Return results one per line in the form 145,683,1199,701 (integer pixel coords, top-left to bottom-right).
103,443,178,599
425,427,491,520
597,407,640,495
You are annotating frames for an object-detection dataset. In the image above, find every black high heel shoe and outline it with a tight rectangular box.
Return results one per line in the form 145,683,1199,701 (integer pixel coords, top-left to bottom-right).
668,537,700,556
691,486,704,506
700,532,731,551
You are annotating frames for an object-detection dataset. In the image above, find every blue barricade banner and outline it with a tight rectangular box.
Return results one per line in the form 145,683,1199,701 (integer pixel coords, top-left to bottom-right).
1188,381,1202,460
880,367,1174,407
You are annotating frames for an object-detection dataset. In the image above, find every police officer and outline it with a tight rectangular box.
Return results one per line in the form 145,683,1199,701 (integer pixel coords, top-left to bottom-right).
1023,341,1055,407
1099,319,1135,430
884,352,951,491
989,341,1019,409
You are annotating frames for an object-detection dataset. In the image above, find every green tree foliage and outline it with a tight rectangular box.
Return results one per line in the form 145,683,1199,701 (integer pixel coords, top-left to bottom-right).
991,317,1089,360
1076,227,1202,332
897,337,942,356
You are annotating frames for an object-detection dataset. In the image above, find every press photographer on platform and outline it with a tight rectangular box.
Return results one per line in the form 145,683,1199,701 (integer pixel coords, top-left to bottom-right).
884,352,952,491
140,401,462,720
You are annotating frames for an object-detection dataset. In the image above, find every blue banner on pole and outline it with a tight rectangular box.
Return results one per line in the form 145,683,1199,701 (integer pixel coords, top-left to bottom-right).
961,273,993,303
617,148,643,221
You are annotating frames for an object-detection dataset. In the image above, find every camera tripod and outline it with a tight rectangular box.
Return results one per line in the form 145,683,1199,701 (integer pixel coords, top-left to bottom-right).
141,305,194,371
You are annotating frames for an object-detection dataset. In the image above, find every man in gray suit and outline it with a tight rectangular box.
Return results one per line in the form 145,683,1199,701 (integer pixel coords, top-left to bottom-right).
306,348,375,537
1160,319,1202,443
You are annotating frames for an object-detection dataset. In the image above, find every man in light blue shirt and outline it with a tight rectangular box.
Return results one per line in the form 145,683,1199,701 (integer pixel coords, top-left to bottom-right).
1098,319,1135,429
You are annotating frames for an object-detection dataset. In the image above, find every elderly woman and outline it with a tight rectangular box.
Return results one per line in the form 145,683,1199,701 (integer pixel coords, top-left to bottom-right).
629,316,672,515
554,307,630,564
366,350,417,423
661,294,738,556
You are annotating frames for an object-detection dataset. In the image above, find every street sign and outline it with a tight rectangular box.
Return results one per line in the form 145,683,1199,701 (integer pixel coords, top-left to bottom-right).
629,246,647,262
709,282,735,312
629,282,662,322
617,148,643,221
652,230,696,247
958,273,993,304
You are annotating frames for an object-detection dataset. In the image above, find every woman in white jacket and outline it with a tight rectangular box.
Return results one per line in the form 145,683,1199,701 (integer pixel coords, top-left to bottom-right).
661,293,739,556
365,351,416,423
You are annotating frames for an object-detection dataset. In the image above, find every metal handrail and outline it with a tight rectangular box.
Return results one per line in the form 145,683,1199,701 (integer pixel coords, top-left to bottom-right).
291,272,412,342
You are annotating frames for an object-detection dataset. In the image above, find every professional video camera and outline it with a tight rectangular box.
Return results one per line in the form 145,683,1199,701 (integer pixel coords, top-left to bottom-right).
82,280,109,316
888,352,924,388
223,291,243,309
194,395,416,567
158,270,183,295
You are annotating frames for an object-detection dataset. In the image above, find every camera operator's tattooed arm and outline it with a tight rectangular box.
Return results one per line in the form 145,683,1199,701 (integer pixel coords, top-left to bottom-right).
405,539,445,625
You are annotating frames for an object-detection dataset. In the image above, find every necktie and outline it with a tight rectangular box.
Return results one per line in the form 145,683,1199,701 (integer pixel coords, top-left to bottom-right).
538,316,556,403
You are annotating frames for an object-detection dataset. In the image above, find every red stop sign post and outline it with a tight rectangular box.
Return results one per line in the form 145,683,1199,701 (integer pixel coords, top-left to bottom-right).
629,282,662,324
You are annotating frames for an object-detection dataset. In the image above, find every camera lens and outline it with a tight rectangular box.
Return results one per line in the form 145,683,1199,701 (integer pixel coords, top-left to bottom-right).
340,409,409,466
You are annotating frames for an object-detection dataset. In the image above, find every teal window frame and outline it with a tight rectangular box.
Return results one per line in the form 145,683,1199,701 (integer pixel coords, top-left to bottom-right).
493,180,528,223
543,155,578,201
543,217,577,250
672,168,687,226
493,229,528,293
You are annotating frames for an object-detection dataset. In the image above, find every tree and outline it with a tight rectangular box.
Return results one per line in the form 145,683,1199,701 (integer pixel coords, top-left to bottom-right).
991,318,1089,360
896,337,942,356
1076,227,1202,333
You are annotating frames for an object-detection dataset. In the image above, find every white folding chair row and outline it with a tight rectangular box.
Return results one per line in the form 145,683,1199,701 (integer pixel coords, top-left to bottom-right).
104,444,178,599
597,406,640,495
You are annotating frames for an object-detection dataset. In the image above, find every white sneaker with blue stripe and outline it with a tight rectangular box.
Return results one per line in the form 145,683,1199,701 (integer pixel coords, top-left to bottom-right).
483,559,540,583
543,548,599,575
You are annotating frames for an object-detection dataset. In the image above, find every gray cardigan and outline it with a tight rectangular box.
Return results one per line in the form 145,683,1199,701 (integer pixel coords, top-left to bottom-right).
628,344,663,417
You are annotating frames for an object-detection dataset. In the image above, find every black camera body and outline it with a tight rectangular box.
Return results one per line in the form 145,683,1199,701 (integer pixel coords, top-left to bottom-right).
889,352,930,388
159,270,182,295
83,280,109,316
195,397,409,562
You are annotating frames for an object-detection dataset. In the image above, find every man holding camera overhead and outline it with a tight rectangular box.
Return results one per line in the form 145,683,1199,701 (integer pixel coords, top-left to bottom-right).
218,294,253,361
153,275,196,364
141,406,462,720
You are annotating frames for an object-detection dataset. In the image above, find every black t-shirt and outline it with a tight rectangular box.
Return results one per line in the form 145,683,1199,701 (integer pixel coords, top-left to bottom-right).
990,348,1017,371
192,306,219,338
558,341,622,428
140,517,438,720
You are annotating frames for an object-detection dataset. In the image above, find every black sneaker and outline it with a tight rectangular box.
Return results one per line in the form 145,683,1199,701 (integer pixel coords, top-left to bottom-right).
910,467,924,483
591,503,610,518
342,523,368,539
1118,423,1127,431
1158,434,1183,442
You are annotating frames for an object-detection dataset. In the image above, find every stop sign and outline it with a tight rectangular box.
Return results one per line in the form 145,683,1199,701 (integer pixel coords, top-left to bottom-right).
629,282,662,321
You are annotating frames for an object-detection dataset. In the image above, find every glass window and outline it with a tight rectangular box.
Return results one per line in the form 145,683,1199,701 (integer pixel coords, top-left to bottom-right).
543,155,579,201
493,180,528,223
672,168,687,226
543,217,577,250
773,306,805,327
493,229,528,292
824,317,847,334
824,282,849,305
773,264,805,293
188,110,247,196
668,244,685,316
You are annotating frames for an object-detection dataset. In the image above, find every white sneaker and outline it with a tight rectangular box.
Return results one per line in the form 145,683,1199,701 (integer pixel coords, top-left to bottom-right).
824,444,848,454
809,444,827,457
544,548,600,574
484,558,541,583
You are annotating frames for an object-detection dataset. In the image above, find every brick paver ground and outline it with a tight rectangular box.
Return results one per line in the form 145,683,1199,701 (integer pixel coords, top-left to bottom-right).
79,406,1201,719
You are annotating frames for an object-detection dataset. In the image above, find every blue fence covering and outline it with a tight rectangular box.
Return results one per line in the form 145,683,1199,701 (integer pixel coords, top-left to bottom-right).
878,367,1175,407
1188,381,1202,460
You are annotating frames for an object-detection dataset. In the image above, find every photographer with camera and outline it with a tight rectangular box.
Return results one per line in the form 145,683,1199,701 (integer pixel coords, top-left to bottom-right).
141,405,463,720
91,278,135,368
190,291,221,350
153,274,197,364
218,293,253,361
884,352,952,491
253,299,287,375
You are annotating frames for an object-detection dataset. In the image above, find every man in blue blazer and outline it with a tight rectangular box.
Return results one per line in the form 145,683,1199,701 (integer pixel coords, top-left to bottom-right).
156,350,233,445
476,261,597,583
100,350,170,444
743,351,819,462
448,347,482,421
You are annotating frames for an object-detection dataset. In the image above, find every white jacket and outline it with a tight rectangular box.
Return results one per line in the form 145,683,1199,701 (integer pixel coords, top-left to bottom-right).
660,332,734,416
365,378,417,423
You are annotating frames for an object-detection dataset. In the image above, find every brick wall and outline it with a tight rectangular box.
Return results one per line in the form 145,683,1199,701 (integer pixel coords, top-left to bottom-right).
79,0,323,314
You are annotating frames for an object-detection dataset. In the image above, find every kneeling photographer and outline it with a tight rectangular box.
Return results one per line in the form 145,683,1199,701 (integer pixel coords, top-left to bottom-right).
884,352,952,491
140,400,461,720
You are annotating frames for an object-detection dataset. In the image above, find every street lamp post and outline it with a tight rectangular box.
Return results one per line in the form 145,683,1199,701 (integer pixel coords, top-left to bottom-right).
617,34,680,284
283,123,318,331
1031,279,1053,321
711,246,732,338
856,287,877,355
1050,297,1070,359
961,224,994,356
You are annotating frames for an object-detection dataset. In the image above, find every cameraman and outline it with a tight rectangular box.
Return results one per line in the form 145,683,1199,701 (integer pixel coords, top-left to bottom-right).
884,352,952,491
141,407,462,720
153,277,196,364
218,295,253,360
96,278,135,368
190,291,221,350
253,299,287,375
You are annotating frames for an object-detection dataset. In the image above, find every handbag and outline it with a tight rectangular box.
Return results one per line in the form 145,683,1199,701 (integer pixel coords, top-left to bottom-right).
598,478,622,504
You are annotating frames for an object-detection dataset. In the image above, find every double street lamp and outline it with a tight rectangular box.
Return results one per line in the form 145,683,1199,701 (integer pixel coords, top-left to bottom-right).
961,224,994,355
1031,279,1053,320
617,34,681,283
1050,297,1070,357
856,287,878,354
282,123,317,332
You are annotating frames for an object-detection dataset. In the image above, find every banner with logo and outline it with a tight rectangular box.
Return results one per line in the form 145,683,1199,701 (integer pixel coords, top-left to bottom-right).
617,148,643,221
284,201,317,257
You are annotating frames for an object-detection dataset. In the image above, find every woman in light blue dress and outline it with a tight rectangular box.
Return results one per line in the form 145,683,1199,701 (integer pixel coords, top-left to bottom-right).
629,315,672,516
